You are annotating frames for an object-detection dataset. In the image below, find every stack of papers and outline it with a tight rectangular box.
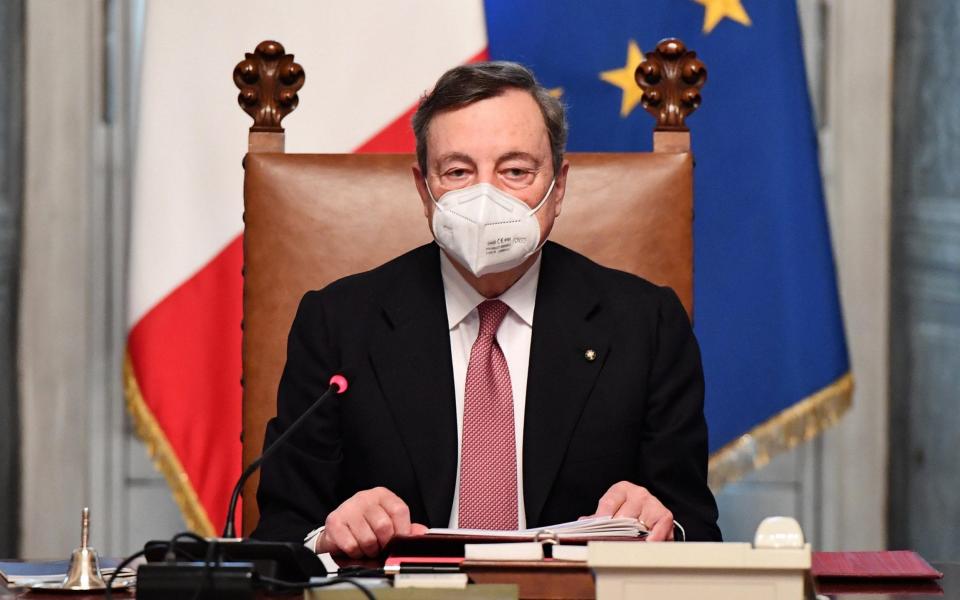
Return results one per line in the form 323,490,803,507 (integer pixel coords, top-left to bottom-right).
0,559,135,587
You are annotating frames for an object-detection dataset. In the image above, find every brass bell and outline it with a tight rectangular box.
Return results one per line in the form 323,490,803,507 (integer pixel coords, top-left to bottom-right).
61,507,106,590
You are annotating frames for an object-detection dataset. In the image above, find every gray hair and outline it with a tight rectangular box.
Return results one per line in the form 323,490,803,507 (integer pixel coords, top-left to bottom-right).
412,61,568,176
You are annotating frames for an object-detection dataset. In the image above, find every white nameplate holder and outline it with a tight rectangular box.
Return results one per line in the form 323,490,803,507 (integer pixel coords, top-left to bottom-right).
589,517,812,600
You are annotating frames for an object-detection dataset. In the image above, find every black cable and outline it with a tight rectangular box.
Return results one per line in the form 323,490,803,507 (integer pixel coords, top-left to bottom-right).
165,531,208,562
107,532,213,600
104,547,147,600
337,566,389,578
108,531,375,600
258,574,377,600
188,539,220,600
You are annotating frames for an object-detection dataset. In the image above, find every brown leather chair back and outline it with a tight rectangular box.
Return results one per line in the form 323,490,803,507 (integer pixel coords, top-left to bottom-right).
237,40,705,534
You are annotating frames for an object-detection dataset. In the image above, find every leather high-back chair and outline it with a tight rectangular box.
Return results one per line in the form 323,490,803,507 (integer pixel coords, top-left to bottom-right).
236,39,706,535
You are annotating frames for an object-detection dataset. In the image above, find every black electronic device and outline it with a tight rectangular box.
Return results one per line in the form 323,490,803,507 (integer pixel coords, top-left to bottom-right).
141,538,327,582
136,374,349,598
136,562,254,600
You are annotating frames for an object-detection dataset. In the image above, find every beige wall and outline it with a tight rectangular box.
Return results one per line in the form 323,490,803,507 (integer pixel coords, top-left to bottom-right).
819,0,892,551
19,0,181,558
20,0,98,557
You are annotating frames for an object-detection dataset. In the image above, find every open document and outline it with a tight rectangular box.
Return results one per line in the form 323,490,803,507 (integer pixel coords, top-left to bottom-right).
426,515,649,540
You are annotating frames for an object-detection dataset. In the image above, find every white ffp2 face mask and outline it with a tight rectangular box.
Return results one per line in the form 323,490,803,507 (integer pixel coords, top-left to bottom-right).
428,179,555,277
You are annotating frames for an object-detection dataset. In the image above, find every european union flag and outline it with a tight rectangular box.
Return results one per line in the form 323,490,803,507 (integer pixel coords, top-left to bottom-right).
484,0,851,486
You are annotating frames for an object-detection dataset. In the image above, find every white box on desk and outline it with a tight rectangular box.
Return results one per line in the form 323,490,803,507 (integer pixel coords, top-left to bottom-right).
588,517,811,600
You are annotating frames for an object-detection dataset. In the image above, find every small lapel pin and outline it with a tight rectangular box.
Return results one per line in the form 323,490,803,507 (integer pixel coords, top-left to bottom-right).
584,349,597,362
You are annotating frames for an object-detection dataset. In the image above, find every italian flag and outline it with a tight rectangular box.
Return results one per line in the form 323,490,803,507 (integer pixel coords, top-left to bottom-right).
127,0,487,534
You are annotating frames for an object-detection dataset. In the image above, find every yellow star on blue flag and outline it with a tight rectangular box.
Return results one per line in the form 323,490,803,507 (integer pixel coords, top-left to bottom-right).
695,0,752,34
599,40,644,118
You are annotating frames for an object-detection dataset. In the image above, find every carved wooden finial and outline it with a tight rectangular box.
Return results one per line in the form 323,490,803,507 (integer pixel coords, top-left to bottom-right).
635,38,707,132
234,41,305,133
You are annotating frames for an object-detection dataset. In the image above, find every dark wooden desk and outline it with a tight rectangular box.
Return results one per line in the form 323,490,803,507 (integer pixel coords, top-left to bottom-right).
3,562,955,599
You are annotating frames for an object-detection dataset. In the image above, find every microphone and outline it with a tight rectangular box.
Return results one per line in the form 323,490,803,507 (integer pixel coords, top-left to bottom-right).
222,373,349,539
137,374,350,596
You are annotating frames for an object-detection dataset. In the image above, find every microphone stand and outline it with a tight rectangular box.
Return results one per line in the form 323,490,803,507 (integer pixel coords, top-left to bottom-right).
137,375,349,599
222,374,348,538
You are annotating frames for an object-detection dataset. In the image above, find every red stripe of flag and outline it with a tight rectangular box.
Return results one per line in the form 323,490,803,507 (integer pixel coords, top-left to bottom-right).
128,236,244,532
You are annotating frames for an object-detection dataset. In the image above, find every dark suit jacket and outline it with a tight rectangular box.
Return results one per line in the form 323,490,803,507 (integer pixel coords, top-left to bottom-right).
252,242,721,542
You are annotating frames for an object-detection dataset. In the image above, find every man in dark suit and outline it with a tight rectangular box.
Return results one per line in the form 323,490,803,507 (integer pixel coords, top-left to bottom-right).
253,62,720,557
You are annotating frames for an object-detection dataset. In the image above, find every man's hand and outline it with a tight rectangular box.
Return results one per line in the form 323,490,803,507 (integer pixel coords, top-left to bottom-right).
592,481,675,542
316,487,428,558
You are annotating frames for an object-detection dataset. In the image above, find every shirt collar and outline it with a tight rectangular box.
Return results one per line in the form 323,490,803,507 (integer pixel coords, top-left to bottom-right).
440,251,541,330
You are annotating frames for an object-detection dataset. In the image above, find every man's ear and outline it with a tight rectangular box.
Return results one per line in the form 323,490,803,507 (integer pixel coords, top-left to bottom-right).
412,163,433,219
551,160,570,218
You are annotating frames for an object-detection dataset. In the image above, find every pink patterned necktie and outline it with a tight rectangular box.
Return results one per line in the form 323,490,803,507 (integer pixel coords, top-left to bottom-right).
458,300,518,530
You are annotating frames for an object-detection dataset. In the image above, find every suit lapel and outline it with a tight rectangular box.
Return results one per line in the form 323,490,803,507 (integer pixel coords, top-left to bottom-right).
523,243,609,526
369,244,458,527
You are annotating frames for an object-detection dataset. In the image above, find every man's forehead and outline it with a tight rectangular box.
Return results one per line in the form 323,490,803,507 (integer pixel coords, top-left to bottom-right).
425,89,551,164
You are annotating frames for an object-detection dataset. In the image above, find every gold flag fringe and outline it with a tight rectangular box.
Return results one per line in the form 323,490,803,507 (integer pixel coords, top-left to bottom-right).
123,352,216,536
708,372,854,491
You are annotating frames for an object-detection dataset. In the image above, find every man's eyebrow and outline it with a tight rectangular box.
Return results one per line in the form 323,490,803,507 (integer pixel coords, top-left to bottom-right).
497,151,542,165
434,152,476,167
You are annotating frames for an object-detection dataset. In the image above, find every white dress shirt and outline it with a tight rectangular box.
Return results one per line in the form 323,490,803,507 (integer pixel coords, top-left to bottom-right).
441,251,540,529
305,252,541,550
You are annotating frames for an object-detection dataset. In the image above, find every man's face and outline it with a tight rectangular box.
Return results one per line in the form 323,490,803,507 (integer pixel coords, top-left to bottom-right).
413,88,569,247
